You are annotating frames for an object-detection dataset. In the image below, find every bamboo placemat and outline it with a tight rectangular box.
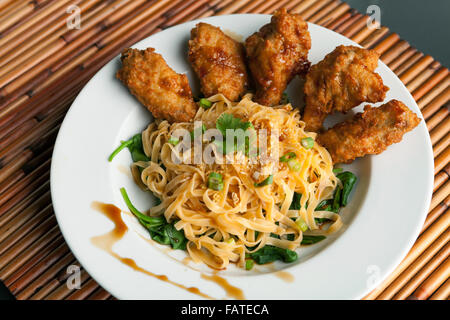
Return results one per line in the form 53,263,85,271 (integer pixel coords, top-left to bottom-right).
0,0,448,300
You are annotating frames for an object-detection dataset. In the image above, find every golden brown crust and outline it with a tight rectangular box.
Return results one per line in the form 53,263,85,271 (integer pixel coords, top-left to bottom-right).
245,8,311,106
303,45,389,132
317,100,421,164
116,48,197,123
188,23,249,101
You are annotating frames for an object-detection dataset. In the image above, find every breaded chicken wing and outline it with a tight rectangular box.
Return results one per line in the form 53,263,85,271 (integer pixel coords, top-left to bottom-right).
317,100,420,164
188,23,249,101
117,48,197,123
245,8,311,106
303,45,389,132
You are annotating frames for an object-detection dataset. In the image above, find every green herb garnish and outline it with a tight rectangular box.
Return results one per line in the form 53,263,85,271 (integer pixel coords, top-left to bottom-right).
120,187,187,250
109,134,149,162
254,175,273,187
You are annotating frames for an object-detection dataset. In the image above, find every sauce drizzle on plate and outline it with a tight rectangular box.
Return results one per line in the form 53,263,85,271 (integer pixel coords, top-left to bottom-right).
91,201,213,299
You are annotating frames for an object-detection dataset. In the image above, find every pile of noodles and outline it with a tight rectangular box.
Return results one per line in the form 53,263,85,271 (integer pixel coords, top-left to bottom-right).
131,94,342,269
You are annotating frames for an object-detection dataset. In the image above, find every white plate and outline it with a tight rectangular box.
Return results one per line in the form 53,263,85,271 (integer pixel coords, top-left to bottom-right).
50,14,433,300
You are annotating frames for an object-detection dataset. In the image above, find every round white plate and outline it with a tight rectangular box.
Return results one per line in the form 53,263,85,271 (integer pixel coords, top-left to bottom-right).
51,14,433,300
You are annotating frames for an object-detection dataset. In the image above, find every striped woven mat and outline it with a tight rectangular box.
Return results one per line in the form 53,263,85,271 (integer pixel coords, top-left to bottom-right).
0,0,448,300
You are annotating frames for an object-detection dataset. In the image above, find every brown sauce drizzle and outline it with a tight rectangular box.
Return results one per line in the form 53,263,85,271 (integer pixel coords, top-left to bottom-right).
274,270,295,283
91,202,212,299
201,273,245,300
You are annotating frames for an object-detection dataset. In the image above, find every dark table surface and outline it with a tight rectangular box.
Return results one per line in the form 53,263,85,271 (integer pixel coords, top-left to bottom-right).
0,0,449,300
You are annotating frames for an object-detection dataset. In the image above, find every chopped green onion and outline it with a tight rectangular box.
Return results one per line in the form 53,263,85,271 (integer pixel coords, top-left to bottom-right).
280,152,296,162
207,172,223,191
226,238,235,244
333,167,343,174
301,137,314,149
301,235,326,245
245,259,254,270
254,175,273,187
199,98,212,109
190,124,206,141
287,159,301,172
168,136,179,146
295,217,308,232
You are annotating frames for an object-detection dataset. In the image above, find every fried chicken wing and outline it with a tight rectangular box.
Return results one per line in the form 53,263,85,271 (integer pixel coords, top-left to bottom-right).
303,45,389,132
245,8,311,106
117,48,197,123
317,100,420,164
188,23,249,101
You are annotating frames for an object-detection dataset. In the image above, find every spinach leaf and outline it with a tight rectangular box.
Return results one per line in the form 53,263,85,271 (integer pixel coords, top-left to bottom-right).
301,235,326,245
289,192,302,210
336,171,357,206
109,133,150,162
120,187,187,250
249,245,298,264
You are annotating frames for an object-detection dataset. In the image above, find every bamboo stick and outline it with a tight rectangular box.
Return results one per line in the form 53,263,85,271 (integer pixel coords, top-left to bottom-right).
363,209,450,299
427,107,449,132
360,27,389,49
0,220,59,278
16,254,75,300
372,33,400,55
315,1,350,27
234,0,265,13
429,278,450,300
0,169,24,196
0,0,87,60
0,0,15,11
421,87,450,119
161,0,210,28
298,0,333,20
399,55,435,84
380,40,409,65
0,149,33,186
341,15,369,38
394,52,424,75
217,0,249,15
0,196,52,253
87,287,112,300
0,1,35,34
434,147,450,175
44,269,90,300
418,78,450,109
66,278,100,300
375,229,450,300
413,68,449,101
406,62,441,92
430,116,450,145
0,0,28,21
388,47,417,71
406,251,450,300
334,11,360,34
0,166,48,214
307,0,340,24
7,242,70,293
351,21,381,45
434,133,450,158
325,11,352,30
289,0,319,15
0,174,50,220
29,260,79,300
0,0,73,59
260,0,300,15
62,0,131,43
4,238,66,289
433,171,449,193
421,200,448,233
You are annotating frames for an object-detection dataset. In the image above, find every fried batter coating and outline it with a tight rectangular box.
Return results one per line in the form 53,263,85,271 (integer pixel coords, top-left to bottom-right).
303,45,389,132
317,100,421,164
188,23,249,101
117,48,197,123
245,8,311,106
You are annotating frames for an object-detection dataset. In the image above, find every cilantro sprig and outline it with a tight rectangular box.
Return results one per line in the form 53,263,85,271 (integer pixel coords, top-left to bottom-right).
214,113,255,155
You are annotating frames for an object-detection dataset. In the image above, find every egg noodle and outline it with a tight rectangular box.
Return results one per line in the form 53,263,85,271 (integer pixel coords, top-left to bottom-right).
131,94,342,269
